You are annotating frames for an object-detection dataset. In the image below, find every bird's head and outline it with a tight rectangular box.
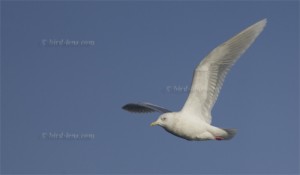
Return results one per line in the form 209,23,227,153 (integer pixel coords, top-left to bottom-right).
150,113,175,128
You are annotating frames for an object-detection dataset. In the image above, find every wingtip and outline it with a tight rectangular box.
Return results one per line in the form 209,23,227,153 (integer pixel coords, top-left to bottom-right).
122,103,138,112
256,18,267,29
261,18,267,23
121,104,128,110
122,104,130,111
122,103,155,113
245,18,267,36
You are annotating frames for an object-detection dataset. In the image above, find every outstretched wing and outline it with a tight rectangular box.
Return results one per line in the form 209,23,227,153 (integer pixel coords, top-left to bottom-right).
181,19,267,124
122,102,171,113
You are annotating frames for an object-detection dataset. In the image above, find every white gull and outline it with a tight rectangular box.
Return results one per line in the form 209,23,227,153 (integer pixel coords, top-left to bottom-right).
123,19,266,141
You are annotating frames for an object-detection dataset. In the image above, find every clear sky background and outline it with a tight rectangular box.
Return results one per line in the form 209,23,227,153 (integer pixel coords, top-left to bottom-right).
1,1,299,174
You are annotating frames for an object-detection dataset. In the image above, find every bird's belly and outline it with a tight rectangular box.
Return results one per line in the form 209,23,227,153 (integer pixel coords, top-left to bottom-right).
165,120,213,141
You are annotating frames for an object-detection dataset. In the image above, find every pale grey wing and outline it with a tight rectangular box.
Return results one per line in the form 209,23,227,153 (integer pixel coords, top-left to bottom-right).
122,102,172,113
182,19,267,124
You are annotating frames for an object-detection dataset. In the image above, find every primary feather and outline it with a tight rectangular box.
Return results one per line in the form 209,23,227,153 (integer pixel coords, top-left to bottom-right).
122,102,171,113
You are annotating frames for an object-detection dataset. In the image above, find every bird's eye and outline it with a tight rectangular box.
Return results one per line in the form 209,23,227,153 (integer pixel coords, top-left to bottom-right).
161,117,166,121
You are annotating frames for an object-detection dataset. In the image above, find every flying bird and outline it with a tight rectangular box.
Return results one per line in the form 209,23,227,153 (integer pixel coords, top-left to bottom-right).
122,19,267,141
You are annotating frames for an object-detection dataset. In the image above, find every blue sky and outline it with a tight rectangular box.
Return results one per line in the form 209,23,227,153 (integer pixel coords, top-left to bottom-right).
1,1,299,174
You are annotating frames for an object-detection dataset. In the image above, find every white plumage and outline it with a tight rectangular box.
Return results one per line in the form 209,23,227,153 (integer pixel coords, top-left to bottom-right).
123,19,267,141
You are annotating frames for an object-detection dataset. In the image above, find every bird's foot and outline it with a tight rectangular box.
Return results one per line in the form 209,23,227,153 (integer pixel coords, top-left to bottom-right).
215,136,224,141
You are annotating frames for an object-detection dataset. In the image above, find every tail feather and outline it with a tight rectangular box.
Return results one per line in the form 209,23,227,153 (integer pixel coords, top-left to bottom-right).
222,128,237,140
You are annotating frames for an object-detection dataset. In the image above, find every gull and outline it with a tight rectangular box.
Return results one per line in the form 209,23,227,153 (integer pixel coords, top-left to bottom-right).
122,19,266,141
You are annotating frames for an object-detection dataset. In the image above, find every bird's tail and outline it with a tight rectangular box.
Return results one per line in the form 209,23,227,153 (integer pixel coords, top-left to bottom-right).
222,128,237,140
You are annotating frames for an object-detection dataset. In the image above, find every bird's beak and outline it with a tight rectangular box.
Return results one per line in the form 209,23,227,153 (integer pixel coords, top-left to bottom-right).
150,120,159,126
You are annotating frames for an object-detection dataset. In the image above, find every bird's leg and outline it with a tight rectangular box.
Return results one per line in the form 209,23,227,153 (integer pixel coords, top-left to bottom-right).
215,136,224,141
